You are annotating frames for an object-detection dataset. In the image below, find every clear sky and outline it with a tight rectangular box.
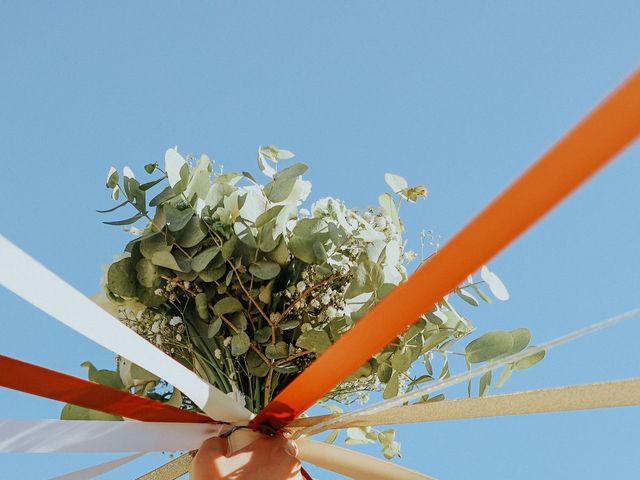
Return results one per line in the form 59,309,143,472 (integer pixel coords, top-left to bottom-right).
1,1,639,479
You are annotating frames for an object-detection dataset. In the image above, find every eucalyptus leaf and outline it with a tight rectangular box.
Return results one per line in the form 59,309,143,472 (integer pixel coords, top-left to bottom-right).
249,261,281,280
107,257,137,298
213,297,244,316
296,329,331,354
465,331,514,363
192,247,220,272
165,204,194,232
383,372,399,399
231,332,251,356
207,318,222,338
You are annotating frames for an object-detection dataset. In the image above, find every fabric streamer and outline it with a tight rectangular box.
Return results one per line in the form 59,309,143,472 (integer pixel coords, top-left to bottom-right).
290,377,640,432
0,420,228,452
134,438,434,480
254,68,640,431
50,453,145,480
298,307,640,436
0,355,213,424
0,234,251,424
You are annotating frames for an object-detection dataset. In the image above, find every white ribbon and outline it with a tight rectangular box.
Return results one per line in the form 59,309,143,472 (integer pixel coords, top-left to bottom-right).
0,235,252,424
0,420,229,452
2,419,432,480
50,453,145,480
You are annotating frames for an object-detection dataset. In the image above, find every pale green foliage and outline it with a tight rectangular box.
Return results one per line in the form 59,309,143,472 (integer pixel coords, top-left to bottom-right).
91,144,542,460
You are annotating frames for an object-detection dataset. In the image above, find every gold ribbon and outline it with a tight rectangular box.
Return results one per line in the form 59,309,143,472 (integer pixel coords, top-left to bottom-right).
290,377,640,432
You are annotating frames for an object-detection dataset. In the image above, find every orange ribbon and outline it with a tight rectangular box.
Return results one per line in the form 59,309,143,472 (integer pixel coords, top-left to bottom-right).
0,354,213,423
253,67,640,431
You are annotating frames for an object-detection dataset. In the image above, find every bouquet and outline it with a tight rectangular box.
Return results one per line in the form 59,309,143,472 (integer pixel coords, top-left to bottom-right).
68,145,543,458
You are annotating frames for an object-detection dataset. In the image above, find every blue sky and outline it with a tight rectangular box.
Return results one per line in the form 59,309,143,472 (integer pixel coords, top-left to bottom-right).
1,1,639,478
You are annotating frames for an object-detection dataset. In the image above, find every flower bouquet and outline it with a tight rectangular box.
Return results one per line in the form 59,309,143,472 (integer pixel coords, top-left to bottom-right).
73,145,542,458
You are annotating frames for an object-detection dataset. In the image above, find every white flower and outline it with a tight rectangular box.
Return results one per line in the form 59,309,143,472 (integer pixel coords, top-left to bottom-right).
223,337,232,347
154,288,164,296
169,316,182,326
214,349,222,359
326,306,337,317
310,299,320,308
321,294,331,305
151,321,160,333
296,281,306,293
176,334,182,342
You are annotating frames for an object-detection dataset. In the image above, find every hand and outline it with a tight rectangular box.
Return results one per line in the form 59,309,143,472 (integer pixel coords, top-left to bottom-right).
190,434,304,480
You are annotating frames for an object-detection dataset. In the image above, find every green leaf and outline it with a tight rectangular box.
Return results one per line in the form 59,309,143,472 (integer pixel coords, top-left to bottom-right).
324,430,339,445
96,200,128,214
249,261,281,280
213,297,243,316
140,232,171,259
207,318,222,337
391,349,411,373
231,332,251,356
103,212,144,226
255,327,272,344
273,162,308,181
465,331,515,363
136,258,159,288
513,348,545,370
345,259,384,298
80,361,125,390
264,176,297,202
255,205,285,228
195,293,209,320
221,236,237,260
192,247,220,272
296,329,331,354
165,204,194,232
383,372,399,399
107,257,137,297
265,341,289,360
230,311,248,331
139,177,165,191
509,328,532,355
456,288,480,307
150,186,177,207
130,363,159,383
479,370,492,397
199,264,226,282
151,250,186,272
378,192,401,231
265,237,290,265
278,320,299,331
144,163,157,174
377,363,392,383
176,216,206,248
259,279,275,304
106,167,119,188
246,349,269,377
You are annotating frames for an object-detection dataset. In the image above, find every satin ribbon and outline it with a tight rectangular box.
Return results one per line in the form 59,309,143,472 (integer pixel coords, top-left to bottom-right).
0,234,251,424
51,453,145,480
254,67,640,431
290,377,640,432
0,420,228,452
0,354,213,424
